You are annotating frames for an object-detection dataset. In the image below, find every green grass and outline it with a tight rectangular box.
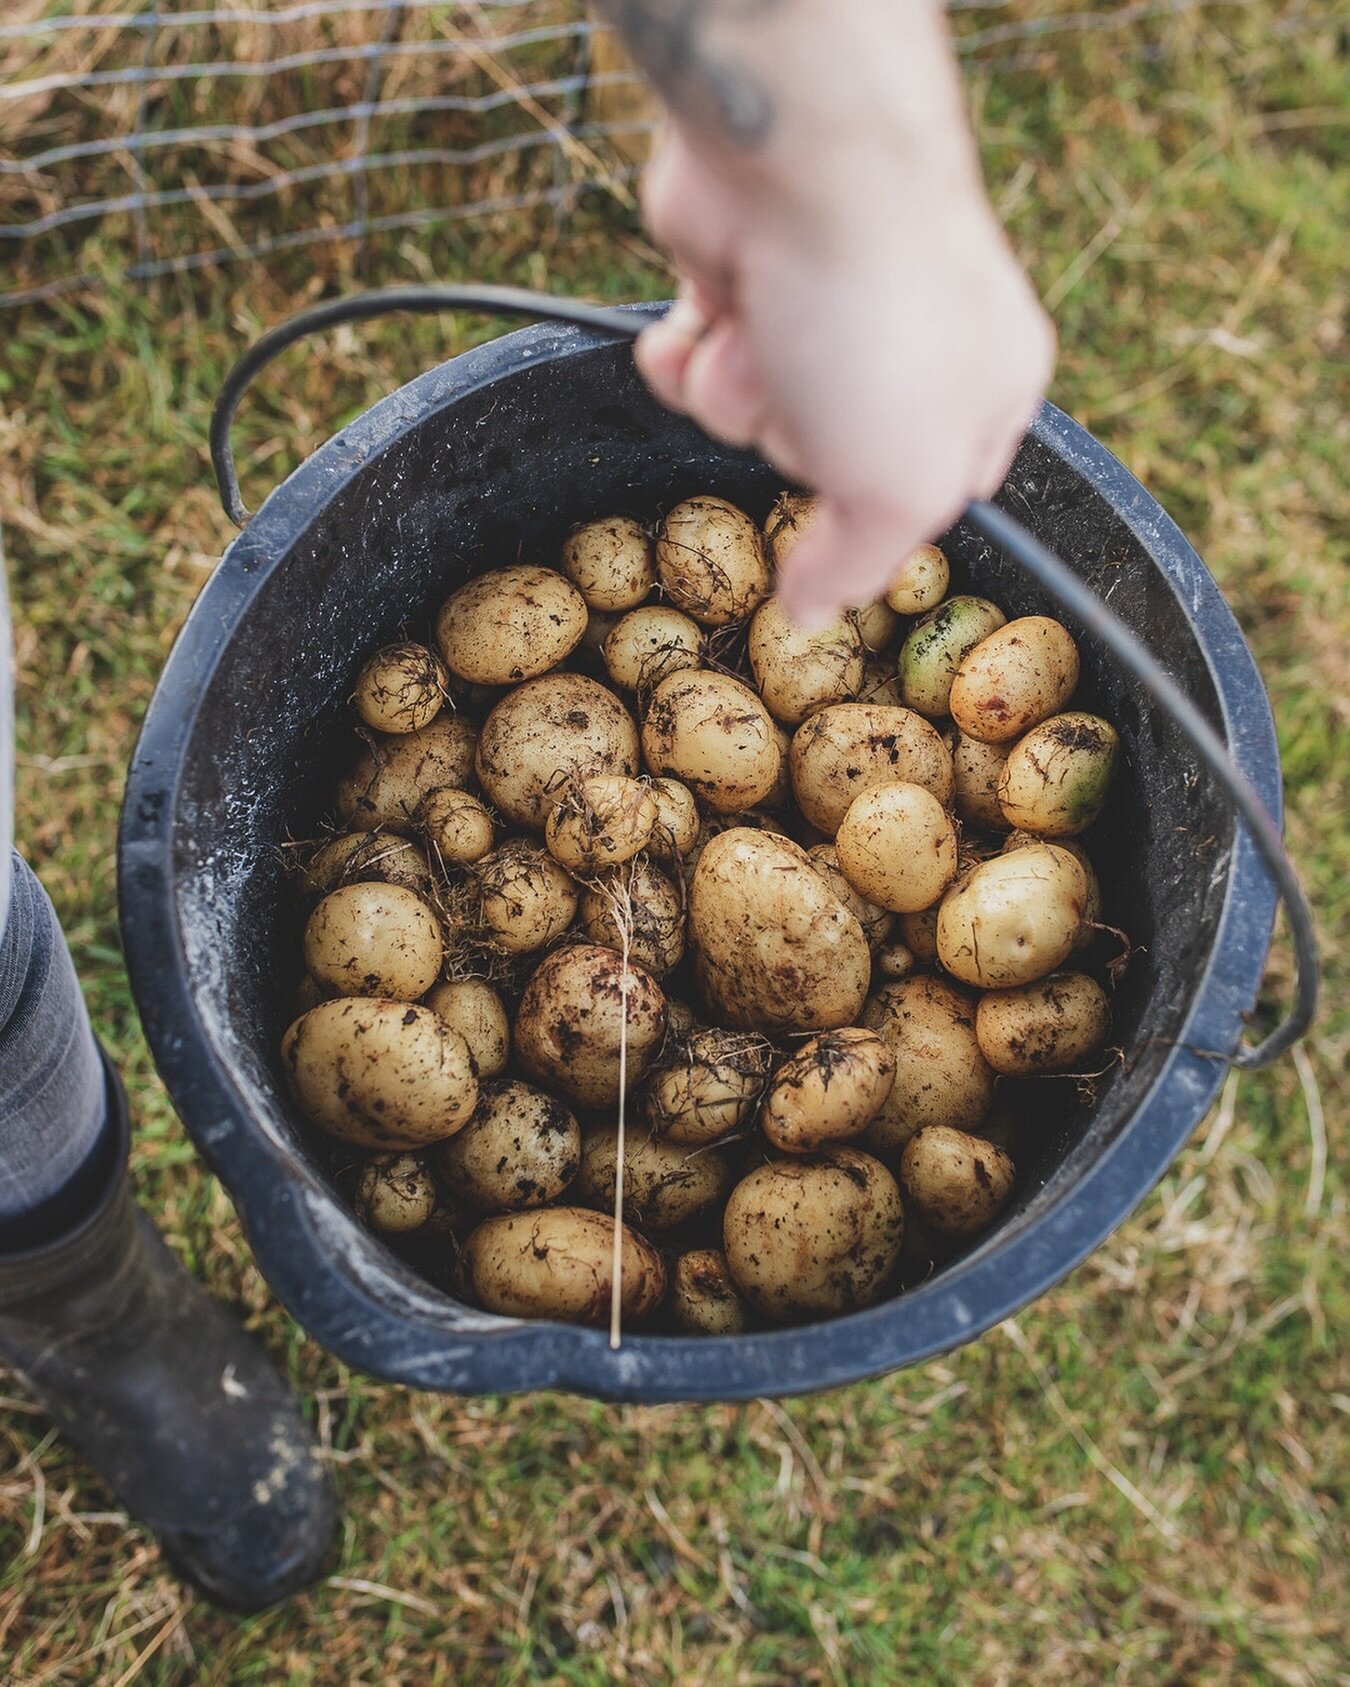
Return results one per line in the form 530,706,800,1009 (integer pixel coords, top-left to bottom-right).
1,3,1346,1681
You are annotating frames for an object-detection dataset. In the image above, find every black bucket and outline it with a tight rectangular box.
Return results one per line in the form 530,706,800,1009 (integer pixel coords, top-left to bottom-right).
119,300,1294,1402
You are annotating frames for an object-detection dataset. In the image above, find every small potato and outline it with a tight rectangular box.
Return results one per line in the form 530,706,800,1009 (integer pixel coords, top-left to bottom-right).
835,782,958,914
460,1207,666,1325
644,1028,772,1145
435,564,587,685
950,617,1080,744
423,978,510,1078
352,642,448,735
282,998,478,1149
859,976,996,1156
998,712,1120,836
807,844,893,948
747,599,865,725
561,515,655,611
951,733,1012,834
656,494,771,626
897,906,940,963
664,997,701,1039
641,671,782,815
899,596,1008,718
300,831,434,901
873,941,916,980
421,787,494,867
337,716,478,833
900,1125,1015,1238
515,943,667,1108
936,843,1089,989
885,543,950,614
544,775,658,873
761,1028,897,1154
355,1153,437,1234
475,673,639,831
975,972,1111,1076
303,883,443,1000
579,857,686,977
473,841,577,955
789,703,955,836
672,1249,750,1335
763,491,818,569
853,599,901,655
575,1123,734,1232
1002,831,1102,938
857,659,905,709
723,1149,904,1323
647,776,701,862
602,606,705,693
437,1080,581,1211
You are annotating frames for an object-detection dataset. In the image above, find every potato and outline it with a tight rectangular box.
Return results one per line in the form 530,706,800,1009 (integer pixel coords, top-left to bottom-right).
672,1249,750,1335
664,997,701,1040
602,606,705,694
475,673,639,830
352,642,448,735
857,659,905,709
761,1028,897,1154
473,841,577,955
303,883,443,1000
354,1153,437,1235
647,776,701,861
1002,830,1102,938
859,976,996,1156
763,491,818,569
747,599,865,725
873,941,916,980
723,1149,904,1323
885,543,950,614
561,515,655,611
936,843,1089,988
898,596,1007,717
579,857,686,977
459,1207,666,1325
975,972,1111,1076
900,1125,1015,1237
436,1080,581,1211
337,716,478,833
949,616,1080,745
835,782,958,913
515,943,667,1108
950,733,1012,834
789,703,955,836
641,671,782,814
853,599,901,654
644,1027,771,1145
656,494,771,626
544,775,658,873
575,1123,734,1232
421,787,494,867
435,564,587,685
282,998,478,1149
689,828,871,1033
997,712,1120,836
300,831,434,902
806,844,893,948
423,978,510,1078
897,906,939,963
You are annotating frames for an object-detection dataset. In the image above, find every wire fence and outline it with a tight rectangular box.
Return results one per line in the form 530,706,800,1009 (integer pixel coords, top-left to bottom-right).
0,0,1329,311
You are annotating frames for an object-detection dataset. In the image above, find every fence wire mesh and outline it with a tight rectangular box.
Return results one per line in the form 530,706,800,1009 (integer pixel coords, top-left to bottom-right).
0,0,1329,310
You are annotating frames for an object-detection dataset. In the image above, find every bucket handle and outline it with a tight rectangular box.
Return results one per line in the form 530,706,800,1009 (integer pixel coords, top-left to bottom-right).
209,285,1317,1071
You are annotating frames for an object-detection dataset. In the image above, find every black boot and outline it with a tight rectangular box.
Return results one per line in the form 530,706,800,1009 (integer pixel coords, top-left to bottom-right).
0,1051,337,1609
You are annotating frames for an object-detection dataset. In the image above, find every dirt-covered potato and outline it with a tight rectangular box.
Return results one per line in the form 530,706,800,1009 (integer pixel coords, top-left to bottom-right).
602,606,705,695
544,775,658,873
354,1153,438,1234
1002,831,1102,939
515,943,667,1108
299,831,434,902
473,841,577,955
656,494,771,626
897,906,939,963
436,1080,581,1212
575,1124,734,1232
899,596,1008,718
723,1149,904,1323
949,616,1080,743
303,883,443,1000
748,599,865,725
459,1207,666,1325
761,1028,897,1154
579,857,686,976
853,599,901,654
282,998,478,1149
421,787,494,867
422,978,510,1078
951,732,1012,833
900,1125,1015,1237
763,491,817,569
435,564,587,685
689,828,871,1033
672,1249,750,1335
835,782,958,913
647,776,701,862
644,1027,771,1145
351,641,448,736
857,659,905,709
789,703,955,835
806,844,893,949
885,543,950,614
975,972,1111,1076
641,671,782,814
561,515,655,611
475,673,639,830
873,941,916,980
998,712,1120,836
337,716,478,833
859,976,996,1156
936,843,1089,988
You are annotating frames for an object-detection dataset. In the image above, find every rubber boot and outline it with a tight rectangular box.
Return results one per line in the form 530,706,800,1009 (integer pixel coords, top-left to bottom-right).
0,1051,337,1609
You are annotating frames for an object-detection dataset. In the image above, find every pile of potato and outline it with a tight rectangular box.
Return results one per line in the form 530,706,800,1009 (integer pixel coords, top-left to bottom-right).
281,492,1123,1333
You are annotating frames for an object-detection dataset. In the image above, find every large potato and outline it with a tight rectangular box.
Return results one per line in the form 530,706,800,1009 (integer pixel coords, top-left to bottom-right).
303,883,442,1000
859,975,996,1156
885,543,950,614
672,1250,750,1335
437,1080,581,1211
949,617,1080,743
579,857,686,977
761,1028,897,1154
789,703,955,835
282,998,478,1149
460,1207,666,1325
656,495,771,625
602,606,704,693
951,732,1012,834
936,843,1089,988
998,712,1120,836
900,1125,1016,1237
515,943,667,1107
351,642,448,735
561,515,655,611
575,1123,735,1232
975,972,1111,1076
644,1027,772,1145
544,775,658,873
689,829,871,1033
436,564,587,684
300,831,434,902
722,1149,904,1323
1002,830,1102,938
834,782,958,913
473,841,577,955
475,673,639,830
423,978,510,1078
354,1153,438,1234
898,596,1007,718
337,716,478,833
641,671,781,814
747,599,865,725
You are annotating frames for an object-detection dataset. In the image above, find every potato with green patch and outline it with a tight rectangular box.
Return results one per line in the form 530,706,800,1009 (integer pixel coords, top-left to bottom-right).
898,595,1007,717
459,1207,666,1324
885,543,950,614
436,1080,581,1212
475,672,639,830
354,1153,438,1235
574,1123,734,1232
859,975,996,1157
998,712,1120,836
835,781,959,913
337,716,478,832
561,515,655,611
900,1125,1016,1237
761,1028,897,1154
975,972,1111,1076
789,702,955,836
656,495,771,625
672,1249,751,1335
936,843,1089,988
641,671,782,814
303,883,442,1000
747,599,865,725
644,1027,772,1145
514,943,667,1108
949,616,1080,743
436,564,587,685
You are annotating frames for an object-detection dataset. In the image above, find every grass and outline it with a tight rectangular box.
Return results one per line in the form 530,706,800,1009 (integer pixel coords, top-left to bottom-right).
1,1,1347,1681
